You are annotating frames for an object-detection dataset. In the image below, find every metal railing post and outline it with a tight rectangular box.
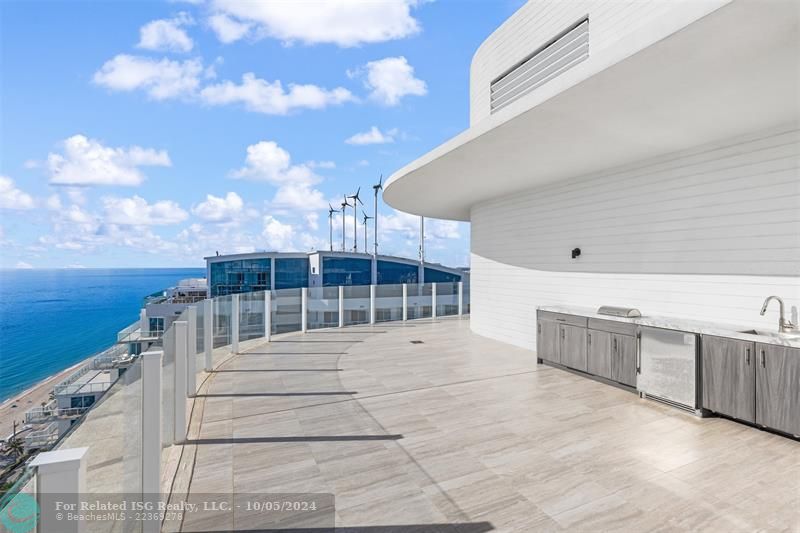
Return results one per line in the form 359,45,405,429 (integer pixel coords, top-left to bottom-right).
31,447,88,533
174,321,188,443
203,299,213,371
264,291,272,342
301,287,308,333
338,286,345,328
141,349,162,533
402,284,408,321
370,285,376,325
458,282,463,317
432,282,437,320
186,306,197,396
231,293,240,354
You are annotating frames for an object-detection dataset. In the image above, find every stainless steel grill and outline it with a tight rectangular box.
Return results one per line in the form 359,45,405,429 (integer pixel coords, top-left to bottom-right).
597,306,641,318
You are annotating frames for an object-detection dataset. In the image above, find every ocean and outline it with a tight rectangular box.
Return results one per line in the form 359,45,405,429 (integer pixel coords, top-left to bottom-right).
0,268,204,402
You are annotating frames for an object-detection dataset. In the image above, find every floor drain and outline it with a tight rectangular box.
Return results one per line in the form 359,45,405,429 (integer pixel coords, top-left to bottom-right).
410,340,424,344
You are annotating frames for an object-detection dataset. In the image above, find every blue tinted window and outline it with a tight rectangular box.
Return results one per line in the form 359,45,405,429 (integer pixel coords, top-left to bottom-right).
322,257,372,286
209,258,271,296
275,258,309,289
423,267,461,283
377,260,418,284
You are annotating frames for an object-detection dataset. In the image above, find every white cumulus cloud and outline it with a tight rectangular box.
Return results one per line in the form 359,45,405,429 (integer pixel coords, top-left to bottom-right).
208,0,421,47
93,54,206,100
262,215,295,250
138,12,195,53
345,126,397,145
102,195,188,225
208,13,252,43
0,176,35,210
200,73,354,115
15,261,33,269
192,192,244,222
47,134,171,187
351,56,427,106
231,141,329,212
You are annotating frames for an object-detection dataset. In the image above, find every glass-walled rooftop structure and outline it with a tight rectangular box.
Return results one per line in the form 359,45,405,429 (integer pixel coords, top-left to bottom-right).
206,251,467,297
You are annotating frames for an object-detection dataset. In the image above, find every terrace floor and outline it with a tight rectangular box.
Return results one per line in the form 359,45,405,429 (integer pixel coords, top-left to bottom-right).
171,318,799,532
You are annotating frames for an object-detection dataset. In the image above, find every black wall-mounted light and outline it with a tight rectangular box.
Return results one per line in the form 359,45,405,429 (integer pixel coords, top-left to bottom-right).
571,247,581,259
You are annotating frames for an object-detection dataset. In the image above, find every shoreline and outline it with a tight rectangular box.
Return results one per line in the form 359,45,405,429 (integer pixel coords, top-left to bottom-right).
0,356,94,441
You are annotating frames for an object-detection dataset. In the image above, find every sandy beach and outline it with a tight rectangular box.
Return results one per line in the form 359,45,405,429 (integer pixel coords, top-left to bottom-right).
0,357,92,441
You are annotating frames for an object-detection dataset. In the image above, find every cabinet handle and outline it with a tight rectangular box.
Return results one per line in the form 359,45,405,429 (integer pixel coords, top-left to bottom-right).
745,348,751,366
561,329,565,339
761,350,766,368
636,331,641,374
587,333,591,345
613,338,617,352
537,323,541,334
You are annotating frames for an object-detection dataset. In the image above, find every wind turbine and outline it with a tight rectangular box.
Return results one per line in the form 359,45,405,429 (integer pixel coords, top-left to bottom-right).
371,175,382,256
327,204,336,252
347,187,363,252
362,211,373,252
340,195,351,252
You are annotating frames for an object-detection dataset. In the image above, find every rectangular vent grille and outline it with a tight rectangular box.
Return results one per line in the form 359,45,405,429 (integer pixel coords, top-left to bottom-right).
490,17,589,114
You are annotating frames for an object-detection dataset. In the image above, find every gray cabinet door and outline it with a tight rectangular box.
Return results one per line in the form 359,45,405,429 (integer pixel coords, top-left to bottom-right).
701,336,755,423
537,320,560,364
755,344,800,436
560,324,587,371
587,329,612,380
612,334,637,387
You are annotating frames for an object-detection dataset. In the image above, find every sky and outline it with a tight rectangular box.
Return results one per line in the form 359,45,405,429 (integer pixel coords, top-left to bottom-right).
0,0,524,269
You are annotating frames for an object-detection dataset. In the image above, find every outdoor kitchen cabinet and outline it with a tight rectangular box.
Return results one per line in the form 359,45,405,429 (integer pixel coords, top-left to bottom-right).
755,343,800,436
702,336,756,423
702,337,799,436
587,329,613,380
537,319,560,364
560,324,587,372
611,334,637,387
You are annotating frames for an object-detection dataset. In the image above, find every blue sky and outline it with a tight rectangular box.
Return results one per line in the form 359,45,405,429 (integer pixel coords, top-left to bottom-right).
0,0,523,269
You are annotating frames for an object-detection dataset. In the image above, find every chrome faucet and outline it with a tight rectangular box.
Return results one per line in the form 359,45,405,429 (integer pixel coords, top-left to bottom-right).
760,296,797,333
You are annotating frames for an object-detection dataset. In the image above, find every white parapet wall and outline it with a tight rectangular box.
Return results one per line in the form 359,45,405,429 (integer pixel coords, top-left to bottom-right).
469,125,800,351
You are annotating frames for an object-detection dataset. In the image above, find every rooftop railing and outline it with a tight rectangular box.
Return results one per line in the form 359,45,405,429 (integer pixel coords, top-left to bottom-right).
2,281,469,532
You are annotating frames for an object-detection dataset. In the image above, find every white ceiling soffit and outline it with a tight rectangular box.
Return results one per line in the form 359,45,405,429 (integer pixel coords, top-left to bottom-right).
384,1,800,222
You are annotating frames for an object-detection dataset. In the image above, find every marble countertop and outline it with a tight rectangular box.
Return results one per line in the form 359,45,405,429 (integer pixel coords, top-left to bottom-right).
538,305,800,349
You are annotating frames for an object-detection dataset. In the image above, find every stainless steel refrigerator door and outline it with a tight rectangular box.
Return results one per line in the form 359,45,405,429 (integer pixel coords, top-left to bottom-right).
638,327,697,409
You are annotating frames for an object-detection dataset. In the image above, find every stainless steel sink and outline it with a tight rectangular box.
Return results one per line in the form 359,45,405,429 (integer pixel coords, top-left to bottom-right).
738,329,800,339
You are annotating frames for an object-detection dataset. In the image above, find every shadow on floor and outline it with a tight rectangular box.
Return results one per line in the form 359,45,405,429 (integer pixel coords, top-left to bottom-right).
188,523,492,533
186,435,404,444
240,352,348,356
212,369,342,373
269,340,364,343
196,392,355,397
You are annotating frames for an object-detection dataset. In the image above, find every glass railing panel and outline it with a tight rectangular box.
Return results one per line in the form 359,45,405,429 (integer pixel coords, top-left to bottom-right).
52,359,143,524
406,283,432,319
239,291,266,341
213,295,232,352
161,326,176,455
0,466,35,526
273,288,302,334
308,286,339,330
342,285,370,326
375,284,403,322
463,283,470,314
196,301,205,354
436,282,460,317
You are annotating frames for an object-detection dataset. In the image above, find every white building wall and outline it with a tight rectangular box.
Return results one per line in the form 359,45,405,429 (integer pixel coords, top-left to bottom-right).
470,125,800,350
470,0,730,125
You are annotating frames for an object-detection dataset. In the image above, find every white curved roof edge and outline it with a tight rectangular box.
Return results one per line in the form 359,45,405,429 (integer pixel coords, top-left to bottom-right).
384,0,800,221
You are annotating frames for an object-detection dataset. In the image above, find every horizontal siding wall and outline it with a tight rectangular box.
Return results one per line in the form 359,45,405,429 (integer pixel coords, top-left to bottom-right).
470,0,729,125
470,126,800,350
